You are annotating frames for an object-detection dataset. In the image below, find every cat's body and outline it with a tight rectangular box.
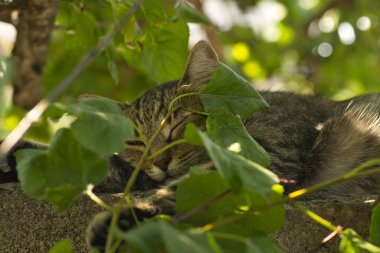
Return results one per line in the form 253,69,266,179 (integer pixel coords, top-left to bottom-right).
2,41,380,250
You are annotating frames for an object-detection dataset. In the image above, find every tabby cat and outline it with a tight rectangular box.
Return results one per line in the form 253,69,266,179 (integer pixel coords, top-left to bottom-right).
1,41,380,251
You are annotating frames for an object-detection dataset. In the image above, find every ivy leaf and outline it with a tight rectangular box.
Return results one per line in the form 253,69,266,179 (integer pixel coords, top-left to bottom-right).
245,237,282,253
177,169,284,235
119,220,221,253
15,128,108,211
370,203,380,247
65,97,134,156
200,63,269,121
198,131,278,198
173,0,210,25
141,0,168,25
184,123,203,146
48,239,75,253
142,19,189,83
340,229,380,253
107,61,119,84
207,111,270,167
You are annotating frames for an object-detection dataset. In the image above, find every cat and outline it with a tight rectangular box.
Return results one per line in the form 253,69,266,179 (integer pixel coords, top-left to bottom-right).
86,41,380,250
2,41,380,251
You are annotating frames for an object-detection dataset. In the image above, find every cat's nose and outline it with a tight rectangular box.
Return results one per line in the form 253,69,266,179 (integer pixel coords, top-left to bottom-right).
153,155,172,171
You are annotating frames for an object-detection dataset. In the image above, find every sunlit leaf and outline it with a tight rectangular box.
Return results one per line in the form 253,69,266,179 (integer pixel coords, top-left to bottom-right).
48,239,75,253
370,202,380,247
206,111,270,167
340,229,380,253
198,131,278,198
173,0,210,24
141,0,168,25
200,63,269,121
177,169,284,234
142,20,189,83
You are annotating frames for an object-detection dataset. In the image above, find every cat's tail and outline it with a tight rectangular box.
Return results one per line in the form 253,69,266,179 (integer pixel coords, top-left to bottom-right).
308,102,380,195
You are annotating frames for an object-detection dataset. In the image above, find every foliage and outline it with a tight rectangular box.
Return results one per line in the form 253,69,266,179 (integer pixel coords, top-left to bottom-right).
371,203,380,247
1,0,380,252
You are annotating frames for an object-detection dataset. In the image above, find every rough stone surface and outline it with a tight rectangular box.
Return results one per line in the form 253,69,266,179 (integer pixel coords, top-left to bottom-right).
0,183,376,253
273,197,374,252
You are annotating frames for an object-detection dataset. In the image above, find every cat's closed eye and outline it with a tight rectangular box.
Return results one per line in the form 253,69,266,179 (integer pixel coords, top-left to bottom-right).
125,140,145,146
168,118,189,141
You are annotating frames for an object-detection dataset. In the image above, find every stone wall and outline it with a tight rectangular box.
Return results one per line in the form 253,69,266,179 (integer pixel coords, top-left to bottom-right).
0,183,375,253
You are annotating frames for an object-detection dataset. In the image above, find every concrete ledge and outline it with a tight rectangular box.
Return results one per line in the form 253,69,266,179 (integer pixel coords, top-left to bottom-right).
0,183,375,252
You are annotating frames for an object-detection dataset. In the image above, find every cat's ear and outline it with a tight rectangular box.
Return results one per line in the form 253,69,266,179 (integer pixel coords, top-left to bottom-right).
77,94,130,112
178,40,219,88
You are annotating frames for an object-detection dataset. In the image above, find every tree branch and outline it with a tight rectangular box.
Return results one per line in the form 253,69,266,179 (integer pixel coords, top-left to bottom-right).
12,0,59,109
0,0,145,168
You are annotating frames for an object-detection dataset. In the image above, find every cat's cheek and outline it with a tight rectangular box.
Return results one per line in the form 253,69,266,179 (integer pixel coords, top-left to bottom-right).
167,159,188,177
146,165,166,181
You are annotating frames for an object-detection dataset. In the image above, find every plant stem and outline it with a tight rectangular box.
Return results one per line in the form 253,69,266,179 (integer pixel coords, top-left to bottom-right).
168,92,200,112
202,167,380,232
180,106,209,116
85,185,113,211
147,139,187,160
106,100,184,251
293,203,338,231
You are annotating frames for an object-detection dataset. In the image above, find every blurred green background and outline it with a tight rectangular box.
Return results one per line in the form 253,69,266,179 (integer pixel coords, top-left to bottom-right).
1,0,380,141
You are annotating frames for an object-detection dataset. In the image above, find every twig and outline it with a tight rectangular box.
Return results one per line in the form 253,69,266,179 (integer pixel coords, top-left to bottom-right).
202,167,380,232
85,184,113,211
307,195,380,253
307,226,343,253
0,0,144,171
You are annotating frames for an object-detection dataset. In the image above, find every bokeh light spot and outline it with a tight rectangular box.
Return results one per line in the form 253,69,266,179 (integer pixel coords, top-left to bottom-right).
232,42,250,62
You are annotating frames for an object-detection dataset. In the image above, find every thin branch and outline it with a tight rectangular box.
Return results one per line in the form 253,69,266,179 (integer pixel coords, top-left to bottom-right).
202,167,380,232
0,0,144,170
85,184,113,212
307,194,380,253
147,139,187,160
307,226,343,253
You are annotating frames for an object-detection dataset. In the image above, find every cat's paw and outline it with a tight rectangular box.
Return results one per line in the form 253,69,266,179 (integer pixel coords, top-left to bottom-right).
86,207,158,252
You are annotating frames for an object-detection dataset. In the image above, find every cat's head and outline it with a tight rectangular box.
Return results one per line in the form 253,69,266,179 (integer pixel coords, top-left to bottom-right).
121,41,219,181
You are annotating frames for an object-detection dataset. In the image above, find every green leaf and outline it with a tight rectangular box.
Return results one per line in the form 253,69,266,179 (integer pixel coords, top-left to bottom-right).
184,123,204,146
107,60,119,84
141,0,168,25
16,128,108,211
122,19,189,83
118,221,164,253
177,169,284,234
198,131,278,198
119,220,221,253
173,0,210,24
65,97,134,155
49,239,75,253
200,63,269,121
142,20,189,83
245,237,282,253
340,229,380,253
371,203,380,247
161,223,221,253
207,111,270,167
